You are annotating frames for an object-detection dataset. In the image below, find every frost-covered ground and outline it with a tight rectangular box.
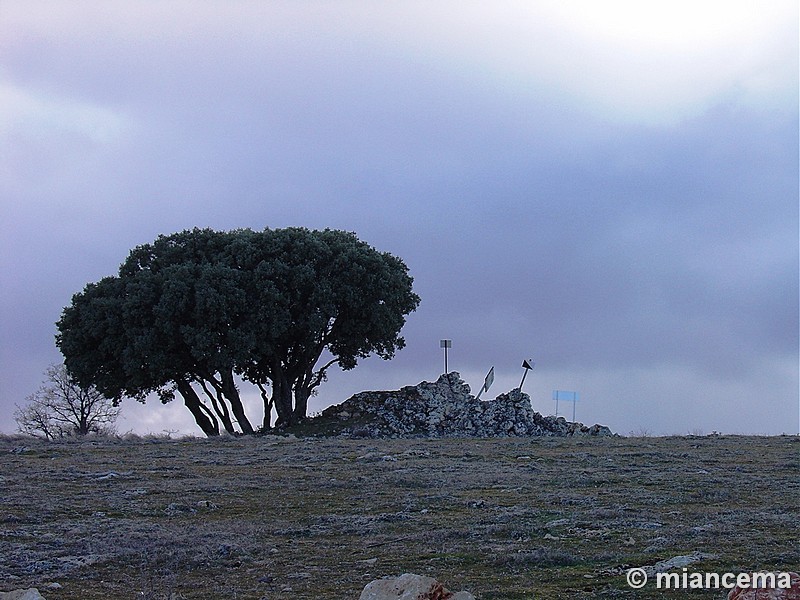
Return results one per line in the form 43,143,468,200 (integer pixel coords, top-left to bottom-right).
1,434,797,599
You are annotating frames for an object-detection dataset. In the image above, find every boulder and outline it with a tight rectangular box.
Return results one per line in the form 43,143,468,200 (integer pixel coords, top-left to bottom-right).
727,572,800,600
359,573,474,600
0,590,47,600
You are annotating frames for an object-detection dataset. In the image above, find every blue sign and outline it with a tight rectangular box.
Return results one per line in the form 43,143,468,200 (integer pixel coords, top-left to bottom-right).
552,390,579,420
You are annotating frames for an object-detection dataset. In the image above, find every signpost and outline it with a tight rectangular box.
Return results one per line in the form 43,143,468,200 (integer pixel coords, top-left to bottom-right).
519,359,535,390
440,339,452,374
476,366,494,400
552,390,579,421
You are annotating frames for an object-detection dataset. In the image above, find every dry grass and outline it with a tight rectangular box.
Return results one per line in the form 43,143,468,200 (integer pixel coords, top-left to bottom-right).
1,433,797,599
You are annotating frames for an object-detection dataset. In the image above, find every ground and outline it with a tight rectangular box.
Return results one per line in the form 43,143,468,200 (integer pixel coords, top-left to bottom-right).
1,434,797,599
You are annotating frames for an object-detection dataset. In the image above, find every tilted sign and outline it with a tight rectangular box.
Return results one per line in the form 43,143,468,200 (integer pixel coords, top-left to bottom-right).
476,366,494,400
484,366,495,391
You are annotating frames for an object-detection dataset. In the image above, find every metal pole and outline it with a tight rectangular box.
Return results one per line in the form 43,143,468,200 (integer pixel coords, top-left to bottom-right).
572,396,576,422
555,397,559,417
519,359,534,390
440,340,451,375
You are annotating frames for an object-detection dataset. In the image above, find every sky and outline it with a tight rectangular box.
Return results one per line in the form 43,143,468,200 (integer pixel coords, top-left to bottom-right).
1,1,797,437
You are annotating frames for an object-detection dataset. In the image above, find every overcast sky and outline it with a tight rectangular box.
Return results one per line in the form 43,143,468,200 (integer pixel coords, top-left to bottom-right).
1,1,797,437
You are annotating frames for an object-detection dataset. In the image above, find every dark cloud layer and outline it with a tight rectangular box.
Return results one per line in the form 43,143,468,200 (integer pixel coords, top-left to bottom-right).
1,2,797,435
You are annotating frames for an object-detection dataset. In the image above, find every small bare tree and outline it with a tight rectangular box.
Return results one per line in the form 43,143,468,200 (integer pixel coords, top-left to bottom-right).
15,363,120,439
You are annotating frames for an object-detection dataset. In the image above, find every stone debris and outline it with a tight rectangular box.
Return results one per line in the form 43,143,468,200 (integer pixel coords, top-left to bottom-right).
642,552,717,576
165,502,196,516
319,372,613,438
727,572,800,600
359,573,475,600
569,526,611,539
93,470,132,480
545,519,571,528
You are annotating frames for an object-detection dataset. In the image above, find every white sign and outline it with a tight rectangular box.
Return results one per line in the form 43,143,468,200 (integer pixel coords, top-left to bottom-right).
484,366,495,392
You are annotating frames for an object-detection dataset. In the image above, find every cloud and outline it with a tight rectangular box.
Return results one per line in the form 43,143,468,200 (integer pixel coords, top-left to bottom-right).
352,1,799,125
5,1,796,124
0,1,796,436
0,83,126,143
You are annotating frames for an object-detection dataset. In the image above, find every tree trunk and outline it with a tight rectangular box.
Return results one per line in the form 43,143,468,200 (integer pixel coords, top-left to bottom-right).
221,369,254,435
256,382,273,430
272,364,295,427
198,378,236,434
176,379,219,436
293,386,309,423
274,382,294,426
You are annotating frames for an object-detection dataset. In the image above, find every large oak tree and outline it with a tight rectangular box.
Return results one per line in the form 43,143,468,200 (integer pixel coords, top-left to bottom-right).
56,228,420,435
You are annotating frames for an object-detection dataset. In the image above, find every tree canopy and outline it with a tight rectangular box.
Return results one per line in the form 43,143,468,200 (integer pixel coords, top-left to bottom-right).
56,227,420,435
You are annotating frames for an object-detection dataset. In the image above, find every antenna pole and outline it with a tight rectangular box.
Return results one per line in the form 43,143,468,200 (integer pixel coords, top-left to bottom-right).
440,340,452,375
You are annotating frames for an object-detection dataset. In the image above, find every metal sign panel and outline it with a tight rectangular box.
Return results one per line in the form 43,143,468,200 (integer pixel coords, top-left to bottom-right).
484,366,495,391
440,339,452,348
552,390,579,420
476,366,494,400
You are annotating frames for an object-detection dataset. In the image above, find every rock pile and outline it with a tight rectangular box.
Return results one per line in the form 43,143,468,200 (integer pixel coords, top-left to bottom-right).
317,372,613,438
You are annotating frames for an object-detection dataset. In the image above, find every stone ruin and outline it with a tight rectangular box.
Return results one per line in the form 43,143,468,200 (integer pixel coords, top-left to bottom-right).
315,372,613,438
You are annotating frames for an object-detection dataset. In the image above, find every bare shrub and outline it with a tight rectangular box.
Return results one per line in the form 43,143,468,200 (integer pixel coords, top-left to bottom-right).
14,363,120,439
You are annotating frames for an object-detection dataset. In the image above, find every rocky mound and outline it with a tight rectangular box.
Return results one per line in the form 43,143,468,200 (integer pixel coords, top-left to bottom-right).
314,372,612,438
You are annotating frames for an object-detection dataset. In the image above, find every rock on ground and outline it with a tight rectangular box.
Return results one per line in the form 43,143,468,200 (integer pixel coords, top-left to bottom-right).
359,573,474,600
643,551,717,576
0,590,47,600
727,572,800,600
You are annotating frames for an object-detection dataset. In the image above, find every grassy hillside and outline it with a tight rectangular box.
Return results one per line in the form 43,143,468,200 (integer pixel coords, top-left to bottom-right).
1,434,797,599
